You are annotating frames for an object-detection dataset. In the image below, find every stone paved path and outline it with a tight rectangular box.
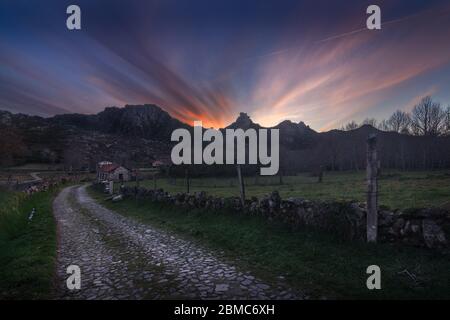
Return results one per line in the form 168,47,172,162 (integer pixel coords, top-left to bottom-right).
54,185,302,300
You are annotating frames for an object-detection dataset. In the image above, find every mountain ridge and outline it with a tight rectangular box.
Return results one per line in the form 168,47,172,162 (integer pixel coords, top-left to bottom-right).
2,105,318,134
1,104,449,173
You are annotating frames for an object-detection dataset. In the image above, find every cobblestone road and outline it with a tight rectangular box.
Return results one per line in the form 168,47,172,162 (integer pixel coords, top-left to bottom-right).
54,185,302,300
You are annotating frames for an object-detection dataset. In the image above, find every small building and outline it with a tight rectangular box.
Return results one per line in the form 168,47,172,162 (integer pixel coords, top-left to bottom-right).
97,163,131,182
152,158,172,168
152,160,165,167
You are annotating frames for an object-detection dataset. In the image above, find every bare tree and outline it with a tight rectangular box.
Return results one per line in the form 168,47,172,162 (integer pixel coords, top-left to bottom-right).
387,110,411,133
411,96,446,136
342,121,359,131
362,118,378,128
378,119,389,131
444,105,450,136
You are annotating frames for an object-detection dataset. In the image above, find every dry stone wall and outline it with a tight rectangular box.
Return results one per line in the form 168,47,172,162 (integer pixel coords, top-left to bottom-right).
118,185,449,251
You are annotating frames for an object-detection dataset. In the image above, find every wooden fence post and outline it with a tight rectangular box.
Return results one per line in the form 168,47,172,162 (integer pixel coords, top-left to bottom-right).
366,134,378,243
153,173,157,190
236,164,246,207
135,169,140,188
109,180,114,195
185,168,190,193
318,165,323,183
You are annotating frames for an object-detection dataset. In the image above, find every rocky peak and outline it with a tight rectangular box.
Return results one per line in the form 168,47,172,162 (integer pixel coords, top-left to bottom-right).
48,104,188,140
120,104,172,127
298,121,308,128
98,104,187,139
226,112,261,130
276,120,295,128
275,119,315,134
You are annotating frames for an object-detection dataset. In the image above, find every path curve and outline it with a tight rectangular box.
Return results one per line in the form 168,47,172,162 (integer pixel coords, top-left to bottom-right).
54,185,302,300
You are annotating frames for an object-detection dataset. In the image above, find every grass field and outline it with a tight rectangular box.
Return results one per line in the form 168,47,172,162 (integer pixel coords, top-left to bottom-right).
124,170,450,210
0,187,58,299
89,186,450,299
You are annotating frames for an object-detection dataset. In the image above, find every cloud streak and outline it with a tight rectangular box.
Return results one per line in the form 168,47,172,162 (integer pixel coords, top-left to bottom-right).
1,0,450,130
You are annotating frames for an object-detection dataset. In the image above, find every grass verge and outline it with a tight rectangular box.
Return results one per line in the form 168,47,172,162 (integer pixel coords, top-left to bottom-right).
0,187,59,299
89,186,450,299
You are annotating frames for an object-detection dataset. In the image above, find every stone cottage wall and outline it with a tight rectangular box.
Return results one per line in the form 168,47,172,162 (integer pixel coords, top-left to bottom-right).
119,186,450,251
109,166,131,182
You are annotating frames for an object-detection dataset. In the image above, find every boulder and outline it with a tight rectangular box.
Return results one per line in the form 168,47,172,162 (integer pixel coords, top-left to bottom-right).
112,194,123,202
422,219,447,249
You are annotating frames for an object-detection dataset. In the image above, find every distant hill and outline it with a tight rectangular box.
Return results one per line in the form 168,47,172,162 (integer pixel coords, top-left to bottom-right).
52,104,189,141
1,105,450,172
0,105,175,168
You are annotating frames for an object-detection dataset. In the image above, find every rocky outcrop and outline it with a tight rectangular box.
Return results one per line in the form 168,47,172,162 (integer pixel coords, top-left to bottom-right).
118,186,450,251
225,112,261,130
0,107,172,168
53,104,189,141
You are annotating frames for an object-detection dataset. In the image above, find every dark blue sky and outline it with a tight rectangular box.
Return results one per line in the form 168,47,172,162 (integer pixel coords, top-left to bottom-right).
1,0,450,130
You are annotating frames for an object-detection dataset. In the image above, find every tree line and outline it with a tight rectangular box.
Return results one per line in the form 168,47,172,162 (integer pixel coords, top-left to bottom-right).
341,96,450,137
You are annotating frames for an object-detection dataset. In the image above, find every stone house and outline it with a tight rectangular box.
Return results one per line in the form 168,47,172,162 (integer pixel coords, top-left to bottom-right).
97,163,131,182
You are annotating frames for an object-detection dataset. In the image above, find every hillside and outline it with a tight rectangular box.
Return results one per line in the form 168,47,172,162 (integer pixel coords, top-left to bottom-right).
1,105,450,172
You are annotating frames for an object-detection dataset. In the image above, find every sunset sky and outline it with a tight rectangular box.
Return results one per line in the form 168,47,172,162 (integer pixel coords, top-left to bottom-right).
1,0,450,131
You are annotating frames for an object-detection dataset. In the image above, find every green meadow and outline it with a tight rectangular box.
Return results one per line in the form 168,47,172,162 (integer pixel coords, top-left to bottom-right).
124,170,450,210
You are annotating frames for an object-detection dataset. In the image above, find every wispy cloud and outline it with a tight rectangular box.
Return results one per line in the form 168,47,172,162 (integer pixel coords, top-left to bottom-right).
1,0,450,130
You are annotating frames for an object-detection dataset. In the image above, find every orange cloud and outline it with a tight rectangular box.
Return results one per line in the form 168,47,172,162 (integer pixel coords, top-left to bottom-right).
244,5,450,131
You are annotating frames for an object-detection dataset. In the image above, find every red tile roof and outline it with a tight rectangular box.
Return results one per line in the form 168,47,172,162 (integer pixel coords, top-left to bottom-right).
99,163,120,173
